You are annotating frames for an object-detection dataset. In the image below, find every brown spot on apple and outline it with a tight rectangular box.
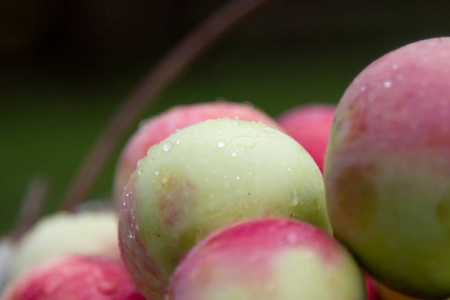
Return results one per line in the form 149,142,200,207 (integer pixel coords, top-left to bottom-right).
335,165,379,230
436,192,450,240
157,173,196,228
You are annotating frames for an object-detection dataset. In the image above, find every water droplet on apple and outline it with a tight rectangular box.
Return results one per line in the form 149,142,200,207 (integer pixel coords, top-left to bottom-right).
163,143,173,152
97,280,118,295
217,140,226,148
291,190,299,207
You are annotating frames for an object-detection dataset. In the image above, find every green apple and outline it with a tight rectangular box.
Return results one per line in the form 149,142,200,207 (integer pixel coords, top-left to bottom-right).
119,118,331,299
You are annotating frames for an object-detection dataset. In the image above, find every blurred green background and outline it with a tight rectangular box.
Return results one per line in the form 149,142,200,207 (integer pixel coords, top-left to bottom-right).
1,0,449,235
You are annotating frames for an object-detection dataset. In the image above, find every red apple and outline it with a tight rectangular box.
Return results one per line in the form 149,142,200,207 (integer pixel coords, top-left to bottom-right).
166,217,365,300
277,104,336,173
325,37,450,298
1,255,145,300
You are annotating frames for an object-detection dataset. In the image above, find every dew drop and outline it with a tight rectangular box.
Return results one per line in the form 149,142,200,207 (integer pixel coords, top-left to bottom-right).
264,127,275,134
155,170,160,175
163,143,173,151
137,168,144,176
236,176,240,180
291,190,299,207
383,80,393,88
175,137,183,144
231,152,238,157
217,140,226,148
392,64,398,70
360,86,366,93
97,280,118,295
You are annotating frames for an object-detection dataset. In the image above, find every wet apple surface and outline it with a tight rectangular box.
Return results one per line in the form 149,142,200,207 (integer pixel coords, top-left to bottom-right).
325,37,450,299
119,118,332,299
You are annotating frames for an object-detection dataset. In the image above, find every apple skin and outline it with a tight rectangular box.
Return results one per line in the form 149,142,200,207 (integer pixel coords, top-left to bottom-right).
375,281,433,300
165,217,366,300
119,118,332,299
1,255,145,300
10,210,121,280
277,104,336,173
324,37,450,298
113,100,282,208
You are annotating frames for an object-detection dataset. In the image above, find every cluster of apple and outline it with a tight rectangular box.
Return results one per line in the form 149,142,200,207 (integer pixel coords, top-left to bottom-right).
1,37,449,300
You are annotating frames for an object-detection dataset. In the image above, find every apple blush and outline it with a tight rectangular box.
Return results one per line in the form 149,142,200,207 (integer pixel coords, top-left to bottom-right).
325,37,450,299
277,103,336,173
113,100,281,208
166,218,366,300
1,255,144,300
119,118,332,299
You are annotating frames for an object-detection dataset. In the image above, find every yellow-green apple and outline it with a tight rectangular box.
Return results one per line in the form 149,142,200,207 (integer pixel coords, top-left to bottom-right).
119,118,332,299
113,101,281,208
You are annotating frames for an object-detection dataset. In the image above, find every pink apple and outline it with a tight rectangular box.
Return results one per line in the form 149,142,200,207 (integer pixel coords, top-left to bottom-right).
277,104,336,173
165,217,365,300
113,100,282,207
325,37,450,298
1,255,145,300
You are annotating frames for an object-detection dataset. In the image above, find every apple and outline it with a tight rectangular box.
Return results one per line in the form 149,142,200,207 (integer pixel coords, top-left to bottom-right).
113,100,282,208
277,103,336,173
375,281,432,300
9,210,120,280
1,255,145,299
325,37,450,298
119,118,332,299
165,217,365,300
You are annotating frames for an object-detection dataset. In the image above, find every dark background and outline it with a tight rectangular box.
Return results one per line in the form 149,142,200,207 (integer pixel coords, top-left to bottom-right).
1,0,449,235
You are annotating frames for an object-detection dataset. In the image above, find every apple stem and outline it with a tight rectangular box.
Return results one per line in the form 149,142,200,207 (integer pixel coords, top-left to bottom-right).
11,176,49,242
61,0,274,211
